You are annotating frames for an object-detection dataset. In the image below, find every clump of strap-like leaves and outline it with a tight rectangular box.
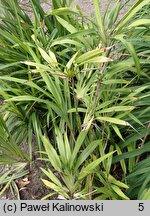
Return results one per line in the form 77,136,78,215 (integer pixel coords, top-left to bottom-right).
0,0,150,200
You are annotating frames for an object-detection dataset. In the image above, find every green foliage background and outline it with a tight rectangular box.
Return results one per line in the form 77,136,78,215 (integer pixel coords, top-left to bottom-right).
0,0,150,200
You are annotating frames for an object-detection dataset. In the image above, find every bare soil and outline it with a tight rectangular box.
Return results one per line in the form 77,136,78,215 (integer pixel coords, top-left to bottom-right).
21,0,135,17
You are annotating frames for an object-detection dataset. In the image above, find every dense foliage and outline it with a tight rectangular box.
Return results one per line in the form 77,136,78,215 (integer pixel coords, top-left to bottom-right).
0,0,150,200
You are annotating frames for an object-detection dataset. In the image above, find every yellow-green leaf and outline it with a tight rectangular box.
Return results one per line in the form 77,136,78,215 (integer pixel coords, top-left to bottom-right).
79,151,115,180
96,117,129,126
111,185,129,200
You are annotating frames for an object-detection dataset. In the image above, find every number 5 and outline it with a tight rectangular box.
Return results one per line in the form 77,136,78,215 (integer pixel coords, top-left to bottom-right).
138,203,144,211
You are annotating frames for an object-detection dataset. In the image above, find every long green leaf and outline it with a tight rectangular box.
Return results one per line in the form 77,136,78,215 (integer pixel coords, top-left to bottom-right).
69,131,87,169
96,116,130,126
75,139,101,171
41,179,69,199
79,151,115,180
115,0,150,32
40,167,62,187
114,34,141,77
111,185,129,200
93,0,106,45
41,135,62,172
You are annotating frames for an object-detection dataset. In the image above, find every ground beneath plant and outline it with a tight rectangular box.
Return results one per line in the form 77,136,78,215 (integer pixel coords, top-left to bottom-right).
20,0,135,17
0,160,57,200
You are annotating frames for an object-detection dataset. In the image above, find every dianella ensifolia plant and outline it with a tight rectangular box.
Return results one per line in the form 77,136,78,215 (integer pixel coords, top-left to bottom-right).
40,125,115,199
0,0,150,199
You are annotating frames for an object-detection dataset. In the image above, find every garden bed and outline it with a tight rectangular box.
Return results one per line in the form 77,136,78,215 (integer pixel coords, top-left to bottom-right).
0,0,150,200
